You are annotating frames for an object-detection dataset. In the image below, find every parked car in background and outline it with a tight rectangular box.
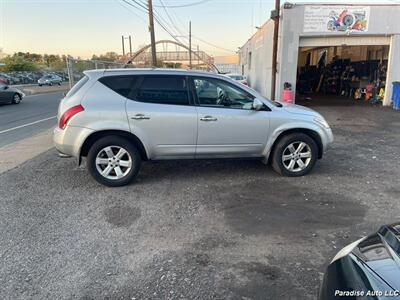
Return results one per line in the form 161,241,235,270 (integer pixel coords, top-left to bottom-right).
0,83,24,104
54,69,333,186
225,73,248,85
0,73,14,85
38,74,62,86
320,222,400,300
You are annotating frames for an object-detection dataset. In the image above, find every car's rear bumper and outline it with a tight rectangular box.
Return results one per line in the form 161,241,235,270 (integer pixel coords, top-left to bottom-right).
53,125,94,158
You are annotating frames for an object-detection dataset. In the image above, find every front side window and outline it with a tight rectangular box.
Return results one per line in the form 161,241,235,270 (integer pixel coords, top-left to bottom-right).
193,77,254,110
135,76,189,105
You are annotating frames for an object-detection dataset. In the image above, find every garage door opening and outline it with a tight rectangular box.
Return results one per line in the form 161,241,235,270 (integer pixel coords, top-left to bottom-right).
296,45,389,106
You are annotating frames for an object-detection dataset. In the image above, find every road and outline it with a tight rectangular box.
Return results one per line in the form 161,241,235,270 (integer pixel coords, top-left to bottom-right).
1,103,399,299
0,92,62,147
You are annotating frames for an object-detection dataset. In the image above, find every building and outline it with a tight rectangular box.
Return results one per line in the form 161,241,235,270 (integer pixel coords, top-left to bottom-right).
238,3,400,106
214,55,240,74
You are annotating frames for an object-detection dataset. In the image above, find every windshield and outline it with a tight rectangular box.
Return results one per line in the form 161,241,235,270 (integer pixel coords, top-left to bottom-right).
228,75,244,80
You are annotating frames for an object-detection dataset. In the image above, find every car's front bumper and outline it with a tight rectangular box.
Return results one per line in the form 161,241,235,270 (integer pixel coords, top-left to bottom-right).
53,125,94,158
322,127,334,152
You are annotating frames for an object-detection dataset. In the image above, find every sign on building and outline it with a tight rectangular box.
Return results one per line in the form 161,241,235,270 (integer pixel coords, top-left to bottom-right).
304,6,370,33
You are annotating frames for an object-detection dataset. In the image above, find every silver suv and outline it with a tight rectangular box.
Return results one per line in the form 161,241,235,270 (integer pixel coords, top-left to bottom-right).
54,69,333,186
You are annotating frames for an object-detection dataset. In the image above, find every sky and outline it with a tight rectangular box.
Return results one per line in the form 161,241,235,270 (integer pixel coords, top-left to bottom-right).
1,0,399,58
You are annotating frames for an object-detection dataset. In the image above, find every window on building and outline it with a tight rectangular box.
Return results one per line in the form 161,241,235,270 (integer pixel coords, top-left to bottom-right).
248,52,252,69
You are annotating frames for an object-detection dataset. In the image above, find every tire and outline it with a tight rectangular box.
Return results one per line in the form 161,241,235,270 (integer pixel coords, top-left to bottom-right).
12,93,21,104
343,15,354,27
58,82,61,86
271,133,318,177
87,136,141,187
49,82,53,86
39,84,42,86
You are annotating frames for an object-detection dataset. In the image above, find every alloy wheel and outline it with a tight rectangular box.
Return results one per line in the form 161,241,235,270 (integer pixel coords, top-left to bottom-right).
281,141,312,172
95,145,132,180
13,94,21,104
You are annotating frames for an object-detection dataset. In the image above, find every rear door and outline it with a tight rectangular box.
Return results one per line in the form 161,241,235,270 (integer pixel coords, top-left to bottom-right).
125,75,198,159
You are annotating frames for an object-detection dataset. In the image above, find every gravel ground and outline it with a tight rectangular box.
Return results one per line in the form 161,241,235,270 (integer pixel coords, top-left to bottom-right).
0,103,399,300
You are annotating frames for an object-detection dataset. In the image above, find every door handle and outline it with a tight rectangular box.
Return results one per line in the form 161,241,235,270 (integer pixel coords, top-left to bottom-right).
131,114,150,120
200,116,217,122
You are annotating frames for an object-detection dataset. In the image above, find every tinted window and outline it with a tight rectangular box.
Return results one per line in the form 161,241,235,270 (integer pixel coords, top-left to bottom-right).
193,77,254,110
66,75,89,97
99,75,137,97
136,76,189,105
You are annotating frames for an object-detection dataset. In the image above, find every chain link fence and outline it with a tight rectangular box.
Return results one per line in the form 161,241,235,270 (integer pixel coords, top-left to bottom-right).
66,57,132,89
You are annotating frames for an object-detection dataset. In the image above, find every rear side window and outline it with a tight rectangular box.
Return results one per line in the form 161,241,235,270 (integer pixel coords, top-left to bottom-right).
99,75,138,98
136,76,189,105
66,75,89,97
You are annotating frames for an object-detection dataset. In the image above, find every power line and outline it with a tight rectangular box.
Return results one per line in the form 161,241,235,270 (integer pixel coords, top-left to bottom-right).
154,1,234,53
191,35,235,53
121,0,235,54
123,0,187,46
157,0,187,40
153,0,212,8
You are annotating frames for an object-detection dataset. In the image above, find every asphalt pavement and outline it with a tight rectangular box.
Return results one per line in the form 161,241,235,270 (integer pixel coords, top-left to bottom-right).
0,102,399,299
0,92,62,147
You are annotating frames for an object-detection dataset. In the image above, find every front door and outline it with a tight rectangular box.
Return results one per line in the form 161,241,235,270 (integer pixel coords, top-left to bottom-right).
126,75,197,159
191,76,270,158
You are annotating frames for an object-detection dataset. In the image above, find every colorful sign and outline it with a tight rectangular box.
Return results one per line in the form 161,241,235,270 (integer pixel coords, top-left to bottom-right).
304,6,370,33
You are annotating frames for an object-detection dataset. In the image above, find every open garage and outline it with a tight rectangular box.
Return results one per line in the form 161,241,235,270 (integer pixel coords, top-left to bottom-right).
296,37,390,106
239,3,400,108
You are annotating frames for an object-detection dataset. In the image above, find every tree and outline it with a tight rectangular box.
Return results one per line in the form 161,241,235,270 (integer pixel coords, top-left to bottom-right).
92,52,120,62
2,55,38,71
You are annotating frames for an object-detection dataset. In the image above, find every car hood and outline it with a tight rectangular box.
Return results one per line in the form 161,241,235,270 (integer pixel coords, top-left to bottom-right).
281,103,319,117
6,86,23,93
351,222,400,291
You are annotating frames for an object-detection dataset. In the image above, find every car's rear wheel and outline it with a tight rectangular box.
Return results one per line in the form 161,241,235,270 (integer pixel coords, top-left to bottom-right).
271,133,318,177
12,93,21,104
87,136,141,187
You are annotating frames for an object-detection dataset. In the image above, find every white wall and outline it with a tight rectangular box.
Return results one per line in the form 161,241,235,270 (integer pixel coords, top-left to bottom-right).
239,3,400,105
384,35,400,106
239,20,274,98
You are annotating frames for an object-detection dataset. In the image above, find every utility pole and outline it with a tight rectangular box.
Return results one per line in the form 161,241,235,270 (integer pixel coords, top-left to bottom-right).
189,21,192,69
121,35,125,56
148,0,157,66
129,35,133,58
271,0,280,100
197,45,199,67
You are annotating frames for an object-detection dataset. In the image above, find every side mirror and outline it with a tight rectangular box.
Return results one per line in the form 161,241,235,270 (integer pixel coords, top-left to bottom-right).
3,85,9,90
252,98,264,110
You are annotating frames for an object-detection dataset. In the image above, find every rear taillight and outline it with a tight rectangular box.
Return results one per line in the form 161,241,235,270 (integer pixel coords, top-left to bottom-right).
59,104,84,129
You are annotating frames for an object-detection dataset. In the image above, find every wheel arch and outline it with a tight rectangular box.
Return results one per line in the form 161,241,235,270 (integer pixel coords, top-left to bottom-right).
79,130,148,164
269,128,323,162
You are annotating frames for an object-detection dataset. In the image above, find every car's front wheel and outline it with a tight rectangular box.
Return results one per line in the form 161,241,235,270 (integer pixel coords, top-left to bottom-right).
12,93,21,104
87,136,141,187
271,133,318,177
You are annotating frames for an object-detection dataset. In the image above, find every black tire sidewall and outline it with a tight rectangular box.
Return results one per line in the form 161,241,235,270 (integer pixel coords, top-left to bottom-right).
272,133,318,177
12,94,21,104
87,136,141,187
